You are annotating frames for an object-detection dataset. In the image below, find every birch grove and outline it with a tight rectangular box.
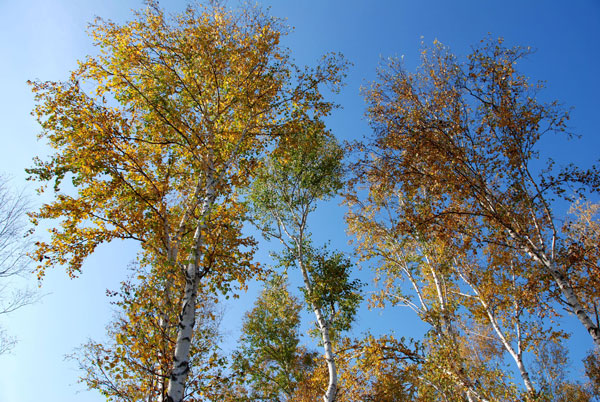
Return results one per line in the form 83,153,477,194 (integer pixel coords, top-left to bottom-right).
24,2,600,400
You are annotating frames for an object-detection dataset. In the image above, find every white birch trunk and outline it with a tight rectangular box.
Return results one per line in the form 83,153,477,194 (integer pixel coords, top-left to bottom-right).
544,259,600,348
515,238,600,348
313,305,337,402
166,171,216,402
166,260,201,402
481,195,600,348
158,185,202,402
296,243,337,402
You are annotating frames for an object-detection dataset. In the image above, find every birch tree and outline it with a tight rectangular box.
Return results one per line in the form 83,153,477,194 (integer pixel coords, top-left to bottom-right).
231,274,316,401
357,37,600,349
248,126,361,402
27,3,345,401
346,185,583,400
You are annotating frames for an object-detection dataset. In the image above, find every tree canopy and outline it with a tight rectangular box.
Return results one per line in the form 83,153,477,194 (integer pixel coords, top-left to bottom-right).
22,3,600,401
27,3,345,401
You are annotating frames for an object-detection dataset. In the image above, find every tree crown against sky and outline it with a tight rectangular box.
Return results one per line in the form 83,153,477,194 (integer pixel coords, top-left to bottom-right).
346,37,600,400
26,1,346,279
25,2,347,402
1,1,599,402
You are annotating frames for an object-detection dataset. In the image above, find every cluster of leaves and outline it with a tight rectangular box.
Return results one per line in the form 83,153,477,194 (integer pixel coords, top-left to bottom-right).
298,247,362,336
248,121,345,240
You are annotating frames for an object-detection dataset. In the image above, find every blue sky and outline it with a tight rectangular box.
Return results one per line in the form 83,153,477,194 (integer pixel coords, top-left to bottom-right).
0,1,598,401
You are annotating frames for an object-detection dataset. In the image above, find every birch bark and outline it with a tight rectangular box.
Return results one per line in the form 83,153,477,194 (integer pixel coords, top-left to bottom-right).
166,171,216,402
459,269,536,396
296,241,338,402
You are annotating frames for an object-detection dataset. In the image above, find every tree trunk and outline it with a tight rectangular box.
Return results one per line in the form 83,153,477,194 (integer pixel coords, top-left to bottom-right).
546,259,600,347
166,171,216,402
165,261,200,402
314,307,337,402
297,245,337,402
522,245,600,348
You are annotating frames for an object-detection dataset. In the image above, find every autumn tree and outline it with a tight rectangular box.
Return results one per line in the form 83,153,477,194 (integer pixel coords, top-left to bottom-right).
27,3,345,401
353,37,600,352
248,126,361,402
230,274,316,401
584,349,600,398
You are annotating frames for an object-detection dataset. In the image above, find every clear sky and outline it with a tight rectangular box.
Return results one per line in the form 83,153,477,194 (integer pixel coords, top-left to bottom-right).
0,1,598,401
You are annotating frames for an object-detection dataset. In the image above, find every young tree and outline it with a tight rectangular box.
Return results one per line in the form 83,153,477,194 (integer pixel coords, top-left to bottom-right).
530,341,593,402
355,37,600,349
27,3,345,401
231,274,316,401
248,126,361,402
